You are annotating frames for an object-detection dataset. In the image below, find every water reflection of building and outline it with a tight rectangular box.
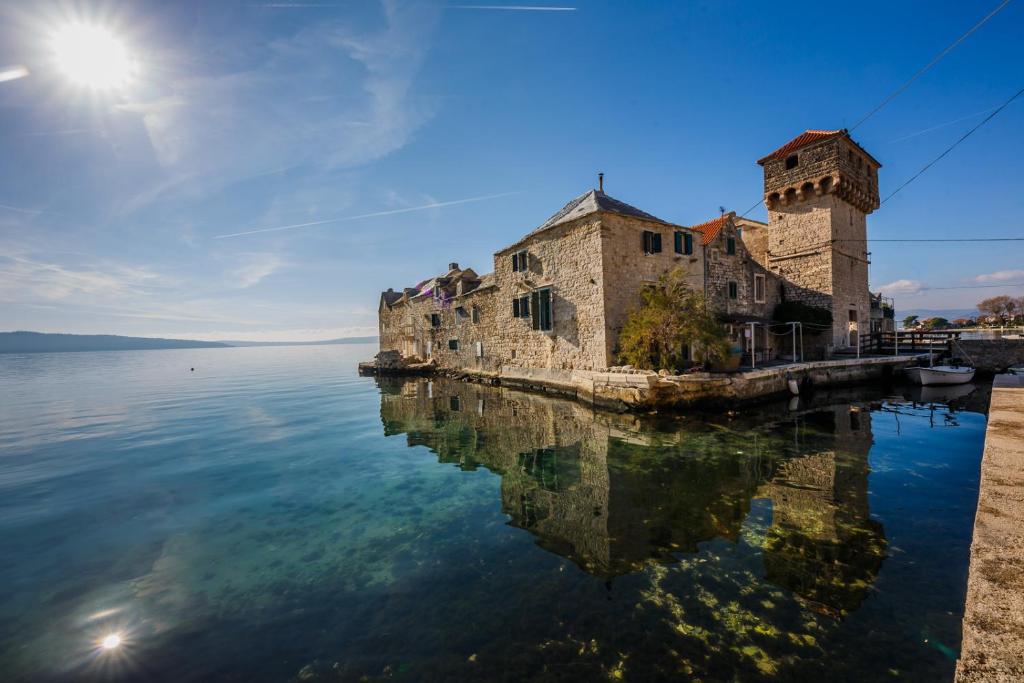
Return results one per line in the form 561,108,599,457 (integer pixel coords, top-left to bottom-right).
376,377,886,612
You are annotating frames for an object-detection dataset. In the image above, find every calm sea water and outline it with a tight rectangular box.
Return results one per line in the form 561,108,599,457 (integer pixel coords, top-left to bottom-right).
0,345,988,682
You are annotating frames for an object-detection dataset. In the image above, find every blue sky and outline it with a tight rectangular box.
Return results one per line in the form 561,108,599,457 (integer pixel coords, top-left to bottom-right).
0,0,1021,340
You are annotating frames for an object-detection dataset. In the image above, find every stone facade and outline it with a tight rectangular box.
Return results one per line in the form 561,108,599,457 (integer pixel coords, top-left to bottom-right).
377,129,881,371
759,130,880,350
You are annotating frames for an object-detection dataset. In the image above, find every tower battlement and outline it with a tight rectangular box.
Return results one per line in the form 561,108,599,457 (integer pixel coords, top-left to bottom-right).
759,129,880,214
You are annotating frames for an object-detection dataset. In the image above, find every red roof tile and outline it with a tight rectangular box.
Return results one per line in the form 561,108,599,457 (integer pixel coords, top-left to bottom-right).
689,214,730,246
756,129,846,165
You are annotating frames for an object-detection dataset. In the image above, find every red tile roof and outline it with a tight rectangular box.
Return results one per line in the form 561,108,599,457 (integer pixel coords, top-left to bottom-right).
689,214,730,245
756,129,846,165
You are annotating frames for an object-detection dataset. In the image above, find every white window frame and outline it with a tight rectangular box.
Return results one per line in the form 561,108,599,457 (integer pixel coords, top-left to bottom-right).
753,274,766,304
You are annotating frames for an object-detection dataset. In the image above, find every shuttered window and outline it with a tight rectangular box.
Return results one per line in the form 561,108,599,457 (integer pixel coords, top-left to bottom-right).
726,237,736,255
674,231,693,255
754,274,766,303
642,230,662,255
728,281,738,299
531,288,552,331
511,250,528,272
512,295,530,318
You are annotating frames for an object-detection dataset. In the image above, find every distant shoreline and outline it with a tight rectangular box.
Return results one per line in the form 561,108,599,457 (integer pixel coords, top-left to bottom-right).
0,331,378,354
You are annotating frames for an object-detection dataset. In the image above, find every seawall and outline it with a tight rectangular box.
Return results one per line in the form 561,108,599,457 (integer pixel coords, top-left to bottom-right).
430,356,922,411
955,373,1024,682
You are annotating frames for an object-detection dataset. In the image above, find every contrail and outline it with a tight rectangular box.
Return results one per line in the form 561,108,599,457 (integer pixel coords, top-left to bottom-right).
0,65,29,83
213,191,520,239
448,5,577,10
0,202,43,215
887,108,999,143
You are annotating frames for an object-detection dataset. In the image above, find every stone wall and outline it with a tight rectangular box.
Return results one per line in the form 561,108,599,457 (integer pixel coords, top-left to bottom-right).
957,339,1024,374
599,214,704,363
493,215,609,370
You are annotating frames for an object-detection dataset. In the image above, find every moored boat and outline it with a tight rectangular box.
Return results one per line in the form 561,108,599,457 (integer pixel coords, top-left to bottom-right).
905,365,975,386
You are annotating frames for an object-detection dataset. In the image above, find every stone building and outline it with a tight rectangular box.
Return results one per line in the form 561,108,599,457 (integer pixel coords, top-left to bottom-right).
757,129,881,349
377,129,880,372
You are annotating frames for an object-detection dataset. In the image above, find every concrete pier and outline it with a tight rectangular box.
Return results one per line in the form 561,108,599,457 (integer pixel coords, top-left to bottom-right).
956,373,1024,682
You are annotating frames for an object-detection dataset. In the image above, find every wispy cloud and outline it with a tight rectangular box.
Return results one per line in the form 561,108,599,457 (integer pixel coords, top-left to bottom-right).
229,253,286,288
974,269,1024,283
212,191,519,238
876,279,924,296
119,0,441,208
0,253,167,302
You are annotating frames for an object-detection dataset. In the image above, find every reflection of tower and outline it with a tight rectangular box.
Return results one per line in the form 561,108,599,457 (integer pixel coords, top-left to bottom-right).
758,130,881,349
758,406,885,614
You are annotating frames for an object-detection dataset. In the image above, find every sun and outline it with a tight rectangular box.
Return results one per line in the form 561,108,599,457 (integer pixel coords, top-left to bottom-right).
50,23,136,90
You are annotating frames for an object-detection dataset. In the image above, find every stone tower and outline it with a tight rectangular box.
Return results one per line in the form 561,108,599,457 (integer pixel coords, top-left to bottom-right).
758,129,880,350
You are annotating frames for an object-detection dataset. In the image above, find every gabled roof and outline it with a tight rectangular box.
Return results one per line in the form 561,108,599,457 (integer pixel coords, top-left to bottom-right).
757,129,846,165
498,189,673,254
689,213,732,246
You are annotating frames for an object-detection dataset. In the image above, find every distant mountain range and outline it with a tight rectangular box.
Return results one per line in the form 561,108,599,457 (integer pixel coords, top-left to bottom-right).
896,308,979,322
0,331,378,354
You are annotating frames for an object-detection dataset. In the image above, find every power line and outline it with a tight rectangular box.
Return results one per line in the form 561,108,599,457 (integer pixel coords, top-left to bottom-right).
881,86,1024,204
850,0,1013,132
837,237,1024,242
735,1,1014,220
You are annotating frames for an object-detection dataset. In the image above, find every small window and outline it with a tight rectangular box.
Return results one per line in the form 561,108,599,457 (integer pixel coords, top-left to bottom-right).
728,281,738,300
511,250,528,273
531,288,553,331
430,313,441,328
512,295,530,318
472,305,480,324
754,274,766,303
642,230,662,255
726,237,736,255
448,339,459,351
785,154,798,170
425,341,433,357
674,231,694,255
450,396,461,411
455,306,469,322
475,341,484,358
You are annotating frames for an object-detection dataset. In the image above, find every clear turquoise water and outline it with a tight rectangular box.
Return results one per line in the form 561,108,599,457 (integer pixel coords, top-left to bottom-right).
0,345,988,682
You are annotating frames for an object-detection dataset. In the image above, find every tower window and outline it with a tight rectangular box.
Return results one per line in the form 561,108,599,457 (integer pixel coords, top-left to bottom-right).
785,154,799,170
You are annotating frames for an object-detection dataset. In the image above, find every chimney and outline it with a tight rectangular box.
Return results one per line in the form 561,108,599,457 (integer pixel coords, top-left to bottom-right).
598,172,604,193
448,262,459,271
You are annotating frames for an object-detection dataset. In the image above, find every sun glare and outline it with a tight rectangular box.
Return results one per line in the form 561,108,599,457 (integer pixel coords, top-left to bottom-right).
50,23,135,90
100,633,122,650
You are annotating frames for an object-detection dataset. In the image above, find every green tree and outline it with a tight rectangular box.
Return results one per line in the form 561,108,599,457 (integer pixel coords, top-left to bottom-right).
902,315,919,329
618,268,729,371
921,317,950,330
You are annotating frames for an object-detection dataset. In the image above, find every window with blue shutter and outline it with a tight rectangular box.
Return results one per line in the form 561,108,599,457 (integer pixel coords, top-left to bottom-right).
684,233,693,255
674,231,683,254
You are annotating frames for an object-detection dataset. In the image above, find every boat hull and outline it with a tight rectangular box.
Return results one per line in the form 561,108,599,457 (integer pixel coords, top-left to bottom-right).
905,366,975,386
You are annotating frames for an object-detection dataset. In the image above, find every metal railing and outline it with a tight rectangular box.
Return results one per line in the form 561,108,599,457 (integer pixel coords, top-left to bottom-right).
859,329,962,354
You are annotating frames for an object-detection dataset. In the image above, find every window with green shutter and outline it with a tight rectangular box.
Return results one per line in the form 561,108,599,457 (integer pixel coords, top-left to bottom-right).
642,230,662,255
726,237,736,255
685,232,693,254
728,281,738,299
531,288,552,331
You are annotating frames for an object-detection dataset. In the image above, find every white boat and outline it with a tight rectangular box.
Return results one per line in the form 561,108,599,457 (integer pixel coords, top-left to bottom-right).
905,365,975,386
